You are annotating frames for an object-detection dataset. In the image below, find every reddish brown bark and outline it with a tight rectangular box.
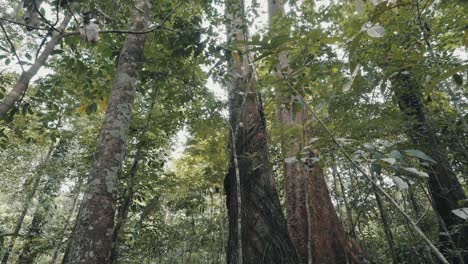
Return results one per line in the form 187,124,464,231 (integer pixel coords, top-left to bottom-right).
268,1,364,263
224,0,299,263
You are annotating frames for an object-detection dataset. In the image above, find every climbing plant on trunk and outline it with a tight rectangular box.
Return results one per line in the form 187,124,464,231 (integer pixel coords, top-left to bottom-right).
224,0,298,263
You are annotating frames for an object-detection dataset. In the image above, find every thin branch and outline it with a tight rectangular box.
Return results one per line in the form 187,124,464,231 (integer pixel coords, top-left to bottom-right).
0,17,50,31
31,0,60,31
0,20,25,72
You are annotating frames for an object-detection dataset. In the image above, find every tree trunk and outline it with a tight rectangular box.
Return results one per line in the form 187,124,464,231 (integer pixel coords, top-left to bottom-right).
109,149,141,263
51,177,83,264
1,144,54,264
391,71,468,263
0,13,71,119
224,1,298,263
268,1,363,263
16,209,45,264
372,180,400,264
62,1,150,263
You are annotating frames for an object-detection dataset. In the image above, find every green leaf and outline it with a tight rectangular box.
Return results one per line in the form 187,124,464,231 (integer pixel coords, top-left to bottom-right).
51,50,64,55
85,102,97,115
403,167,429,178
453,74,463,85
389,150,402,160
452,208,468,220
381,158,396,165
404,149,436,163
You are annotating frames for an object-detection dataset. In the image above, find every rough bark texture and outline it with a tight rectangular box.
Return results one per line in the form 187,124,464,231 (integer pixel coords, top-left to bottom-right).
224,0,298,263
391,71,468,263
62,1,150,263
268,1,364,263
0,13,71,119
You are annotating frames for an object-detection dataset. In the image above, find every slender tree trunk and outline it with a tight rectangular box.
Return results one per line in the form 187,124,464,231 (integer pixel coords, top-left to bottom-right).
333,159,357,239
268,1,363,263
1,145,54,264
109,149,141,263
372,180,400,264
51,177,83,264
0,13,71,119
62,1,150,263
391,71,468,263
224,1,298,263
16,209,45,264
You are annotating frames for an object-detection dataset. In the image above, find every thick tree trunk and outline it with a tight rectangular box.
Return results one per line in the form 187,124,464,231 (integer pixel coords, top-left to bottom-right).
391,71,468,263
0,13,71,119
268,1,363,263
62,1,150,263
224,1,298,263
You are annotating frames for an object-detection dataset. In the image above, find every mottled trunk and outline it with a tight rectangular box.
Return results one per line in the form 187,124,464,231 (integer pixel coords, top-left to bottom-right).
268,1,363,263
1,145,54,264
224,1,298,263
0,13,71,119
391,71,468,263
63,1,150,263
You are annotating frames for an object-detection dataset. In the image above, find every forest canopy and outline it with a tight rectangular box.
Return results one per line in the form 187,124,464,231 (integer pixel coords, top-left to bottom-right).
0,0,467,263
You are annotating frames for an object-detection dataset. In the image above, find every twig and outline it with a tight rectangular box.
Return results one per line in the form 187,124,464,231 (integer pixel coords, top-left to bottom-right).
32,0,60,31
0,20,25,72
0,17,50,31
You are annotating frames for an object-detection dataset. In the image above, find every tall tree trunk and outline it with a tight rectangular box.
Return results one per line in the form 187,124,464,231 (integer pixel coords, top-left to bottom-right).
224,1,298,263
268,1,363,263
0,13,71,119
372,180,400,264
110,91,156,263
390,71,468,263
62,1,150,263
1,144,54,264
51,177,83,264
16,208,46,264
109,149,141,263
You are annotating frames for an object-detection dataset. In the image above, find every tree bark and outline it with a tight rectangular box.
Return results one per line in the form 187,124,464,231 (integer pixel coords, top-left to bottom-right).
268,1,364,263
0,13,71,119
224,1,298,263
62,1,150,263
391,71,468,263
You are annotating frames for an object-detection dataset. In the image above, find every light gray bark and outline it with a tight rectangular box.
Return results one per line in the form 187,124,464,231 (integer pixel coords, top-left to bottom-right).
63,1,151,263
0,13,71,119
